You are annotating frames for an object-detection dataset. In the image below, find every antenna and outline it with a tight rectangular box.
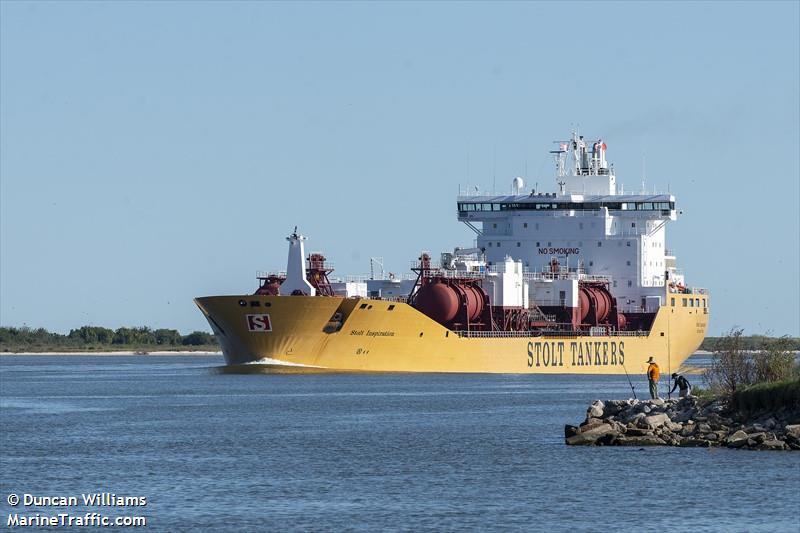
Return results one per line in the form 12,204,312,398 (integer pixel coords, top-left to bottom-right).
369,257,384,280
641,153,647,194
466,143,470,183
492,145,496,194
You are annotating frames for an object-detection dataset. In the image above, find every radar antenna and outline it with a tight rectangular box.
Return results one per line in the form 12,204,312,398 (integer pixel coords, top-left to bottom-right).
370,257,385,280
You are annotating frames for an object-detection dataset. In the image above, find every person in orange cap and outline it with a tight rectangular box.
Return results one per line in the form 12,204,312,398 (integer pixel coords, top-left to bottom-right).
646,357,660,399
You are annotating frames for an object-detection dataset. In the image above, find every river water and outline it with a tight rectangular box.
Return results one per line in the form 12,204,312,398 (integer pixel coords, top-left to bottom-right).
1,354,798,532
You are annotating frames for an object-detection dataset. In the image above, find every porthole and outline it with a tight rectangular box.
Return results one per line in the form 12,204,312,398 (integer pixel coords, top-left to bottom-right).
238,300,247,307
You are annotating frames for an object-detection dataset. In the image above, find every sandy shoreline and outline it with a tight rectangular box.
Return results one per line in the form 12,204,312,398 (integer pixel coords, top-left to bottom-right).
1,350,222,356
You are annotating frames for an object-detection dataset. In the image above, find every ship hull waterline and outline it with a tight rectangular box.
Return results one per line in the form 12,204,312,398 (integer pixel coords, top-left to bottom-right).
194,293,708,375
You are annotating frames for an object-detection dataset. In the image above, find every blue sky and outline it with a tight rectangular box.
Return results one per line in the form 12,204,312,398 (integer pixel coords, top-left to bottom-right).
1,1,798,336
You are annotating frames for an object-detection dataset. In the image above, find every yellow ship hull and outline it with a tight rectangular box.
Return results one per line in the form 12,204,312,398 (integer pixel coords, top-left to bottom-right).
194,291,708,375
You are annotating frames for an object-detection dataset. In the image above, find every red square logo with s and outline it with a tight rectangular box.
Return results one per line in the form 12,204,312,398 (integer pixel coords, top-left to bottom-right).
246,314,272,332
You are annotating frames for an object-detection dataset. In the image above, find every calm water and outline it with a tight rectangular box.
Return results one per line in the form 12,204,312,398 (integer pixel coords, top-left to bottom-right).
1,355,798,532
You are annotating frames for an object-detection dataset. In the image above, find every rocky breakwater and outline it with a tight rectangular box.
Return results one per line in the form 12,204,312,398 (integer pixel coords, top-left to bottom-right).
565,397,800,450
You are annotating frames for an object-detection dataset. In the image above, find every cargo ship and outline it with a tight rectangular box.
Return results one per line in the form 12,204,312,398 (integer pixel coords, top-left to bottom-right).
195,133,708,374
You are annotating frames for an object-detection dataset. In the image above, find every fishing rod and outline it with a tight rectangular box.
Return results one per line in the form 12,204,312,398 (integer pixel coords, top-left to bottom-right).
621,361,637,400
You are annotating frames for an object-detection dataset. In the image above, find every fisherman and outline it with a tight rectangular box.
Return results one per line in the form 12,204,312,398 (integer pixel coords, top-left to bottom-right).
670,372,692,398
646,357,660,399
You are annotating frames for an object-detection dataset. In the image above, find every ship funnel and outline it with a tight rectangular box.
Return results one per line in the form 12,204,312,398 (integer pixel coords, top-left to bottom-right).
280,229,316,296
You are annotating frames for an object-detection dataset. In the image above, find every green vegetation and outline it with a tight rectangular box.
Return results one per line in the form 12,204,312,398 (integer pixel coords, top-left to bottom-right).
703,328,800,415
700,335,800,352
0,326,218,353
730,379,800,414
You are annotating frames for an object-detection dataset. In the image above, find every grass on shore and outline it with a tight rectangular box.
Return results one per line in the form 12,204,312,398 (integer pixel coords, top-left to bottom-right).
730,379,800,414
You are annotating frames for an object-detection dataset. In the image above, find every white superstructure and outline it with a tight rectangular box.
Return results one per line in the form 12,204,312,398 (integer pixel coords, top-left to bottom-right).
456,132,681,313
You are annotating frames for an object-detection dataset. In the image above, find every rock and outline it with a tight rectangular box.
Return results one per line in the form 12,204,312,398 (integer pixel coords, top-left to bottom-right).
611,421,628,434
785,424,800,440
627,413,646,428
595,432,619,446
567,397,800,451
581,417,606,430
726,430,749,448
644,413,671,429
758,439,786,451
680,438,711,447
566,423,616,445
587,400,605,419
713,430,728,442
666,422,683,432
616,435,667,446
603,400,629,417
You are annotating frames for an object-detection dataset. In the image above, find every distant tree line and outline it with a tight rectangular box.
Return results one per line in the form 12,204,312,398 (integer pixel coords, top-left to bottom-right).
0,326,216,351
700,335,800,352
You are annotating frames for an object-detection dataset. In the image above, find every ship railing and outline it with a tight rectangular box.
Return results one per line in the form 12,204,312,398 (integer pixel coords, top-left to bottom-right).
256,270,287,279
454,329,650,338
666,286,708,295
618,305,646,313
364,295,411,302
523,271,611,283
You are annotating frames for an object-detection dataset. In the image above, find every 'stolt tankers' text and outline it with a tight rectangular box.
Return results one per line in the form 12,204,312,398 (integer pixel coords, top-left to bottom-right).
527,341,625,367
